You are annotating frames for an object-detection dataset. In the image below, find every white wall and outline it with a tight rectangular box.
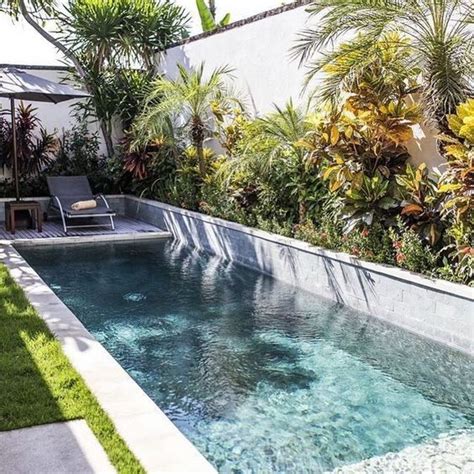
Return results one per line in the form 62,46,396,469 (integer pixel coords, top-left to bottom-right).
162,4,444,169
163,6,309,115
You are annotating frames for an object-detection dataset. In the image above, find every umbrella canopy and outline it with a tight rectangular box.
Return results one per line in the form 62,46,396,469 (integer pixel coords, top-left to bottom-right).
0,67,90,103
0,67,90,201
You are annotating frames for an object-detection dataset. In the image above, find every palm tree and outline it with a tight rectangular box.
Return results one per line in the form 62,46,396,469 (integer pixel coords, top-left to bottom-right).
292,0,473,128
61,0,189,155
63,0,189,72
222,101,322,222
131,63,238,177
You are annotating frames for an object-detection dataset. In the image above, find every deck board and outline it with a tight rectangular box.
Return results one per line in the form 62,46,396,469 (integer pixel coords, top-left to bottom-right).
0,216,169,242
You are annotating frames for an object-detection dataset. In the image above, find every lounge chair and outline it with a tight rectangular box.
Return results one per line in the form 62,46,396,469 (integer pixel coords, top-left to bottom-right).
47,176,116,234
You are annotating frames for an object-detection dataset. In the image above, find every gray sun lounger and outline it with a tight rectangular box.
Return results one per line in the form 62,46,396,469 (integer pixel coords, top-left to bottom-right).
47,176,116,234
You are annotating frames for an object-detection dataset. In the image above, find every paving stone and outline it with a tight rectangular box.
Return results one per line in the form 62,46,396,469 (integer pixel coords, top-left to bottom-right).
0,420,115,474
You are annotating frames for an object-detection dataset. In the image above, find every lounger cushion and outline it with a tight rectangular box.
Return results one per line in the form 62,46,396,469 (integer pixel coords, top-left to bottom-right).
50,197,115,216
65,205,116,217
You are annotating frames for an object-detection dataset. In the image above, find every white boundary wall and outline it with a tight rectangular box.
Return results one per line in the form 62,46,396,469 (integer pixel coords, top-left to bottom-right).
161,3,444,169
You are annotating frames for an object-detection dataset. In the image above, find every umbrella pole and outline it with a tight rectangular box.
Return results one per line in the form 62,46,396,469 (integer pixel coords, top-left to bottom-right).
10,98,20,201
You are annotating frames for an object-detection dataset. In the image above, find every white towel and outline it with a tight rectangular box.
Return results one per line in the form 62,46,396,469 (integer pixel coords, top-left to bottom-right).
71,199,97,211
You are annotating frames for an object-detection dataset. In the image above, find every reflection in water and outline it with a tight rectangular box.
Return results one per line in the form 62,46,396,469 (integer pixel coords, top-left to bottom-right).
20,240,474,472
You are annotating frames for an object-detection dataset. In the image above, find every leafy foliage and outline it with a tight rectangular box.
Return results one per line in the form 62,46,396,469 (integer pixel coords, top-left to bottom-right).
342,172,399,231
396,163,443,245
436,221,474,285
47,124,111,191
60,0,190,156
438,98,474,224
195,0,230,32
64,0,189,70
0,103,58,176
293,0,474,126
130,63,239,177
389,219,437,274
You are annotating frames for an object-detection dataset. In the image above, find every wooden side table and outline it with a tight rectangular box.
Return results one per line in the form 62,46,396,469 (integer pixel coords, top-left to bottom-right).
5,201,43,234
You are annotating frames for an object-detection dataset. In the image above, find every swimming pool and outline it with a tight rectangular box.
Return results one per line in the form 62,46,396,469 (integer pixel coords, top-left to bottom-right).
20,240,474,472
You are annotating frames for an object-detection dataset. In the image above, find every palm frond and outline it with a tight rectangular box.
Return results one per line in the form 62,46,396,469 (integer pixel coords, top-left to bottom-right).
294,0,474,125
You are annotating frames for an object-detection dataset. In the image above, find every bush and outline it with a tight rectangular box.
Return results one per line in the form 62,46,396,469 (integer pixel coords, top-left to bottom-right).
389,219,437,274
47,125,111,192
294,217,343,250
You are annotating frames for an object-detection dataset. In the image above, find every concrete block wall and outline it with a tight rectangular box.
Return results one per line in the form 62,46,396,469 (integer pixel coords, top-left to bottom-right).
124,195,474,355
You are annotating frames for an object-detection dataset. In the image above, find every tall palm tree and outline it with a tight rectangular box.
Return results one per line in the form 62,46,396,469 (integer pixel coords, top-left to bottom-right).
292,0,474,128
131,63,238,177
63,0,189,72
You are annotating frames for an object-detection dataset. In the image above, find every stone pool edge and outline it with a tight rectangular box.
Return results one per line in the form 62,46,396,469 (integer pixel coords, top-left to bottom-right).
0,243,216,474
123,195,474,356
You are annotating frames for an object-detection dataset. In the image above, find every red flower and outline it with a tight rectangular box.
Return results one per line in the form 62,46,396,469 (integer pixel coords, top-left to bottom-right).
396,252,406,264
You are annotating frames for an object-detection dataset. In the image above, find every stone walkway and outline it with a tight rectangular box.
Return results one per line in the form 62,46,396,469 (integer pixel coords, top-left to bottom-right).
333,431,474,473
0,420,115,473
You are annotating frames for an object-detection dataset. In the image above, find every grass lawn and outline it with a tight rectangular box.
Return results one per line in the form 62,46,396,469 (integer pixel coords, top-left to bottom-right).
0,264,144,473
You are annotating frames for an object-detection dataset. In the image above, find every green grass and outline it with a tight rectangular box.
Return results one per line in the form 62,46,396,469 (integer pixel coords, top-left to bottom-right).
0,264,144,473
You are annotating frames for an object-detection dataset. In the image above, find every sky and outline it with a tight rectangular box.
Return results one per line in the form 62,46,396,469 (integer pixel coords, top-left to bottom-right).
0,0,286,66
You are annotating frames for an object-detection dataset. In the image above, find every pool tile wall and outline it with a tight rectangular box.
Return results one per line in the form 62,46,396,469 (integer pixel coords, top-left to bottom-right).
122,195,474,356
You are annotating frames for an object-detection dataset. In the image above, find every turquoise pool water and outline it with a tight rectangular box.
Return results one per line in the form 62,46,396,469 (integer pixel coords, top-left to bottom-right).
20,240,473,472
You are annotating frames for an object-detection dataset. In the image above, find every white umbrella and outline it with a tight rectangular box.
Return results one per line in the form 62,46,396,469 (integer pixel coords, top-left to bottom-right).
0,67,90,200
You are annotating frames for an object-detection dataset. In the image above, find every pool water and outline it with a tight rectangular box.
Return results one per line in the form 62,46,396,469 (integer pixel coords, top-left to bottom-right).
20,240,474,472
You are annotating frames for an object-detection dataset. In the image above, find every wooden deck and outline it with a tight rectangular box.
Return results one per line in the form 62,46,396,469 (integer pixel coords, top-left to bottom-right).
0,216,171,244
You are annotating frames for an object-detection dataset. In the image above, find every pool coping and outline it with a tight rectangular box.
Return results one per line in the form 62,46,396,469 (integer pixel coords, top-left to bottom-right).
0,230,172,247
0,243,216,474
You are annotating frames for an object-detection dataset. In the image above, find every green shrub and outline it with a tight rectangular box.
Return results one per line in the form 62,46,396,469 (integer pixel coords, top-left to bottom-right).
389,219,437,274
341,222,394,264
294,217,343,250
47,125,112,192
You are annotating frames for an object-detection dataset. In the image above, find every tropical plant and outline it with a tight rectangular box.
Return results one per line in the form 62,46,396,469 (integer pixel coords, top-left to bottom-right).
221,101,330,223
293,0,474,127
195,0,230,32
2,0,190,158
396,163,443,245
437,221,474,285
319,99,419,193
438,98,474,224
305,31,421,106
130,63,239,178
63,0,189,71
342,172,399,230
60,0,190,156
0,103,58,176
46,124,112,191
389,219,437,273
